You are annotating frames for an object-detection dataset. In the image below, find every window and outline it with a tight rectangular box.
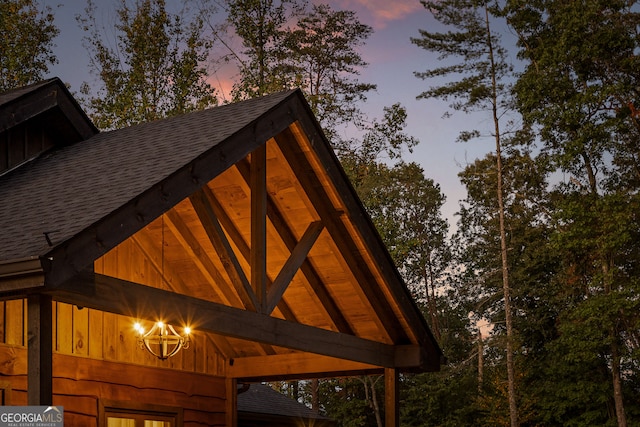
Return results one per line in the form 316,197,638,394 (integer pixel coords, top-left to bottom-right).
100,400,183,427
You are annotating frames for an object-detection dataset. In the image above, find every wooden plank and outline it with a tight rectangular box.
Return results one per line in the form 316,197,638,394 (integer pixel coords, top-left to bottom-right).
164,210,240,305
250,146,268,312
228,353,379,381
131,227,193,295
55,302,73,354
190,189,258,312
27,294,53,405
88,308,103,359
5,299,24,346
385,368,399,427
266,221,324,314
0,301,5,343
50,272,419,369
0,344,27,375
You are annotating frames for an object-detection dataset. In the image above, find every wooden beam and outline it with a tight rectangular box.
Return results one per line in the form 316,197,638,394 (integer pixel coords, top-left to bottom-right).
49,272,422,369
163,210,243,307
27,294,53,405
276,128,408,344
289,114,442,370
228,353,379,380
201,182,299,323
385,368,399,427
190,189,258,311
236,158,354,335
266,221,323,314
225,377,238,427
250,146,268,312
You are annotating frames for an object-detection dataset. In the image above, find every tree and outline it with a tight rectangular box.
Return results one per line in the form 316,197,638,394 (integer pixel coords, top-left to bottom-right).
0,0,59,91
401,300,480,426
224,1,376,141
412,0,520,424
225,0,306,99
507,1,640,425
78,0,217,129
279,3,376,140
455,149,558,425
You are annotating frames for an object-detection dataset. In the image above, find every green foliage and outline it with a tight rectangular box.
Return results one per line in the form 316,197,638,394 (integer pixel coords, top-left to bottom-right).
311,377,383,427
412,0,513,118
78,0,217,129
226,0,305,99
401,300,481,426
280,3,376,138
226,1,375,141
0,0,59,91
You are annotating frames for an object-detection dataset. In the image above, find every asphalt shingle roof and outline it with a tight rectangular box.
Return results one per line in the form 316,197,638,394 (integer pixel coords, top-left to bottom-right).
238,383,331,420
0,89,297,262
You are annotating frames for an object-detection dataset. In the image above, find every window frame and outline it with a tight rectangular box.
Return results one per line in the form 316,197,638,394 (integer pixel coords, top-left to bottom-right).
99,399,183,427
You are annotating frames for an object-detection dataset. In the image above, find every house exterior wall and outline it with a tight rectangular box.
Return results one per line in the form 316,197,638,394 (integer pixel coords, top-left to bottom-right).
0,345,227,426
0,239,230,425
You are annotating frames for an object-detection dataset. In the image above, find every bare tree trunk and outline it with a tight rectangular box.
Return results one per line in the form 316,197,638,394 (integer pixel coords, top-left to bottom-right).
478,329,484,393
369,377,383,427
359,376,384,427
424,263,441,340
602,261,627,427
485,7,518,427
611,337,627,427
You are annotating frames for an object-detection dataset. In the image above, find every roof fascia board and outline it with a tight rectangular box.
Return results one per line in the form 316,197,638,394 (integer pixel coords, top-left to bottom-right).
42,93,300,287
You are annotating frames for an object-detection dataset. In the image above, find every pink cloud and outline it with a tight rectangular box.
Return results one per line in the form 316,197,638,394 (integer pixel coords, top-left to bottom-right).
323,0,423,29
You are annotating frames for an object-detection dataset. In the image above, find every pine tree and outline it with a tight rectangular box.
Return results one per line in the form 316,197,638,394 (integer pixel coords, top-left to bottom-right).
412,0,520,424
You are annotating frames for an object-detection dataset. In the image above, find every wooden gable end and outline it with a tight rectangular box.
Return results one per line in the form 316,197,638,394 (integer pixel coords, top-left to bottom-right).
50,116,439,380
0,86,441,423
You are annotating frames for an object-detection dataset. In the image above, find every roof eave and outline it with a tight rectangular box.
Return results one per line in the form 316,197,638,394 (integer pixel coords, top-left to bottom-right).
0,256,45,297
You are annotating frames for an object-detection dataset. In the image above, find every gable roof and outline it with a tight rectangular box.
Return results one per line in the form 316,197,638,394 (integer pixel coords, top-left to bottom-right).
0,88,294,263
0,77,97,145
0,79,442,376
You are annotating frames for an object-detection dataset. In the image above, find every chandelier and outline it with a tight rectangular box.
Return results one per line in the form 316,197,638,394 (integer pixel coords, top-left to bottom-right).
134,321,191,360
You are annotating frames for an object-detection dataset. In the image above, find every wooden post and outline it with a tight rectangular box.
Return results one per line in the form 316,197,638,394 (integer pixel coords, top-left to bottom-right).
225,377,237,427
250,146,267,313
385,368,399,427
27,294,53,405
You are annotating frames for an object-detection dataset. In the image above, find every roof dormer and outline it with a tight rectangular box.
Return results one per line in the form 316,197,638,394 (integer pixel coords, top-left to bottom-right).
0,77,97,176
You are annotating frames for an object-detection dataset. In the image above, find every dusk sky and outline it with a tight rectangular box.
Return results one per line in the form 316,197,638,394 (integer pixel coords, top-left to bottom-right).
43,0,501,229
